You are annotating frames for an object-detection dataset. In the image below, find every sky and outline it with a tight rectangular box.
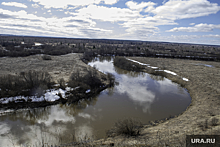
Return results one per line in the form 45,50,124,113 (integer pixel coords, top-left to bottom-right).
0,0,220,45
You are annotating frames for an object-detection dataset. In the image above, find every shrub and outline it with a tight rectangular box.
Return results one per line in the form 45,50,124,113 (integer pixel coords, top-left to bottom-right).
58,78,66,90
69,68,102,90
114,57,144,72
0,70,53,98
42,54,52,60
107,118,143,137
211,118,219,126
198,119,209,131
20,70,53,89
107,72,115,87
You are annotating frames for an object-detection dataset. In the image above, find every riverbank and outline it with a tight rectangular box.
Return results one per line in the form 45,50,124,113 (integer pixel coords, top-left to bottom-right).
94,57,220,146
0,53,110,111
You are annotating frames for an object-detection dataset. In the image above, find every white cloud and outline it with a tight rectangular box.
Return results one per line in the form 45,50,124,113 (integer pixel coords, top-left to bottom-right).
167,23,220,32
102,0,118,5
30,0,118,9
190,23,195,25
0,8,112,39
162,0,168,4
32,3,39,8
75,5,140,22
126,1,156,11
203,34,220,38
151,0,220,20
144,5,155,12
1,2,27,8
47,10,51,12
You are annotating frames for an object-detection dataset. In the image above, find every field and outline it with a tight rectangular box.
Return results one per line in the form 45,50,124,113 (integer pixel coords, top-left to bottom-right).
0,53,110,110
0,53,86,82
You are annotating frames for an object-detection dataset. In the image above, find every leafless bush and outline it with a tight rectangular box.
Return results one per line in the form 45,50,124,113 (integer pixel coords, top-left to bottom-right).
20,70,53,89
107,72,115,87
211,117,219,126
58,78,65,90
42,54,52,60
114,57,144,72
107,118,143,137
69,68,102,89
198,119,209,131
0,71,53,98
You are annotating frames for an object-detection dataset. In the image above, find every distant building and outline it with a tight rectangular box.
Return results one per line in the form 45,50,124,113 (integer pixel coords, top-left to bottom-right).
34,42,43,46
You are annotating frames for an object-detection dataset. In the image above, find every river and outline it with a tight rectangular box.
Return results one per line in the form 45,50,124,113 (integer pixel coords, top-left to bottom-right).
0,56,191,146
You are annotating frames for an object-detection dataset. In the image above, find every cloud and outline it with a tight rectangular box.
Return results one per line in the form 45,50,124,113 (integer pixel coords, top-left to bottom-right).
203,34,220,38
0,8,112,39
32,3,39,8
75,5,140,22
102,0,118,5
151,0,220,20
162,0,168,4
1,2,27,8
30,0,118,9
126,1,156,11
167,23,220,32
190,23,195,25
0,13,13,18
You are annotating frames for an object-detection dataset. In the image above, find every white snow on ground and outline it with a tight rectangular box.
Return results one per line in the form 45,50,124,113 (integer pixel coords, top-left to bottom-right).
126,58,159,69
163,70,177,76
0,86,79,104
125,58,190,82
126,58,149,66
86,89,91,93
148,66,158,69
204,64,213,67
182,78,189,81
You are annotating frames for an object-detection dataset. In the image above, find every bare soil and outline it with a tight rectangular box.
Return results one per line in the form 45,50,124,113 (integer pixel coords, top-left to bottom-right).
95,57,220,146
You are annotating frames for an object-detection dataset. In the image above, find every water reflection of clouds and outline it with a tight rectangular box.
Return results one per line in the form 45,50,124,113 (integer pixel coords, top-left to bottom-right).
37,106,76,126
117,74,155,113
78,112,93,120
75,125,93,141
88,60,115,74
0,123,10,135
155,78,186,95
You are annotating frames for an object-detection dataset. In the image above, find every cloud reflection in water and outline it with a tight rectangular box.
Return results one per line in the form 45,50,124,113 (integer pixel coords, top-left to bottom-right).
116,74,155,113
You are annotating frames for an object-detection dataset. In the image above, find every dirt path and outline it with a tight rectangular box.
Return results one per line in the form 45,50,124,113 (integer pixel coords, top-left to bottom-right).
96,57,220,146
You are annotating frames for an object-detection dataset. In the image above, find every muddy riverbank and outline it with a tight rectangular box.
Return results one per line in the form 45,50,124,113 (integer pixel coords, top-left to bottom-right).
94,57,220,146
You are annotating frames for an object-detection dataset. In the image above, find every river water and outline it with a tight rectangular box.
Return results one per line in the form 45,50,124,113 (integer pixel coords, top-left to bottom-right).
0,57,191,146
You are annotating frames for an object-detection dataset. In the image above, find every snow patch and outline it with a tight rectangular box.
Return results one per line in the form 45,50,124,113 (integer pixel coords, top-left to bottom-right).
148,66,158,69
163,70,177,76
0,86,80,104
182,78,189,81
86,89,91,93
126,58,149,66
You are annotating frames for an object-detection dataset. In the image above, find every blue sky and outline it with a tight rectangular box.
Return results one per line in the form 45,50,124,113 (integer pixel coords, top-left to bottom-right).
0,0,220,45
